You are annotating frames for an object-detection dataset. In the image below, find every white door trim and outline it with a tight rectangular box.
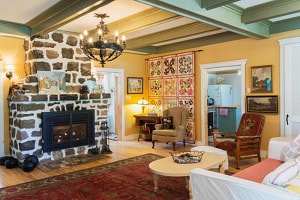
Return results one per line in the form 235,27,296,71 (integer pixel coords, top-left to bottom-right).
0,60,4,156
199,59,247,145
97,68,125,141
279,37,300,136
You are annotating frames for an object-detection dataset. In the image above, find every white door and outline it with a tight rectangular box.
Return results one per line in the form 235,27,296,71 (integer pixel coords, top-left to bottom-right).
279,37,300,136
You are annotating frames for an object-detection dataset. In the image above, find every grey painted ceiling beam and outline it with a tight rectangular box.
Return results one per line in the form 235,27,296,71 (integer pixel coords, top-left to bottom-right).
26,0,113,36
270,16,300,34
156,31,246,54
0,20,30,37
242,0,300,24
138,0,269,39
201,0,240,10
126,22,217,49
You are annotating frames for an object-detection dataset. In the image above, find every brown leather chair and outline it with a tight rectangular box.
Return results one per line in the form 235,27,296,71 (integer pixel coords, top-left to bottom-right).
152,107,187,151
213,113,265,169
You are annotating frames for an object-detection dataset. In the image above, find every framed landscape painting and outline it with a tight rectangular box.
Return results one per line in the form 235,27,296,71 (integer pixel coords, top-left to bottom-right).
246,95,278,113
251,65,272,93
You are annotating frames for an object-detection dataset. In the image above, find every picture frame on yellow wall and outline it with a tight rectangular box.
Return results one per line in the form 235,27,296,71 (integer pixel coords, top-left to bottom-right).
127,77,143,94
246,95,278,113
251,65,272,93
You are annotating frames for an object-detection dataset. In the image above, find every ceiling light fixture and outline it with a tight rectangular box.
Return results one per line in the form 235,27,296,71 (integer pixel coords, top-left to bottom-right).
79,13,126,68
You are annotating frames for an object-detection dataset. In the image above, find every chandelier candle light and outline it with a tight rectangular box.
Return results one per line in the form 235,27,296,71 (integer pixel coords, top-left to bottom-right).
79,13,126,68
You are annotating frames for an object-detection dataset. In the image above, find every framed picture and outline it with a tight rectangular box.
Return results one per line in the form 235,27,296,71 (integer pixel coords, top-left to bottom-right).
37,71,66,94
127,77,143,94
251,65,272,93
246,95,278,113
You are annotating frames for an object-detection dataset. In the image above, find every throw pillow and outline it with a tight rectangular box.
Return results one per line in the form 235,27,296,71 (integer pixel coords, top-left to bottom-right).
162,117,173,129
281,134,300,162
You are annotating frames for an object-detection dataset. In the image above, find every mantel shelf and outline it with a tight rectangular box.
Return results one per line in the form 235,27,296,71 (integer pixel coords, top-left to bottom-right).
8,93,111,102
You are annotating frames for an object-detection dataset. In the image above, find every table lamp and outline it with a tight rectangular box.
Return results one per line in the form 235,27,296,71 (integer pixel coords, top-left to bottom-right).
138,98,148,114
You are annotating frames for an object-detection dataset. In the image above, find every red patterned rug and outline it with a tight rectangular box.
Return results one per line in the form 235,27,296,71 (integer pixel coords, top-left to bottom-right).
0,154,189,200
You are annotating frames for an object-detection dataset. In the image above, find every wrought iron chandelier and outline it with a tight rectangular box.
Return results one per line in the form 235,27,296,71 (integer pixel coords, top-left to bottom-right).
79,13,126,68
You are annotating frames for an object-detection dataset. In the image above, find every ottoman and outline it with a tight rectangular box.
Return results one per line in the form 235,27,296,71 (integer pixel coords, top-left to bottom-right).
191,146,229,170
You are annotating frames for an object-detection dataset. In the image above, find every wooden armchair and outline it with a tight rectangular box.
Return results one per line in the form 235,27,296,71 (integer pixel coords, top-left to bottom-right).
213,113,265,169
152,107,187,151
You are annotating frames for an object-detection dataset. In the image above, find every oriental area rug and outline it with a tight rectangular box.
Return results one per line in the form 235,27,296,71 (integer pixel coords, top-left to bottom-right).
0,154,189,200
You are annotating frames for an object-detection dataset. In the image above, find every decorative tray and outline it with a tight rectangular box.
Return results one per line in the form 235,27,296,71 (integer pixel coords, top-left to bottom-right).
170,151,205,164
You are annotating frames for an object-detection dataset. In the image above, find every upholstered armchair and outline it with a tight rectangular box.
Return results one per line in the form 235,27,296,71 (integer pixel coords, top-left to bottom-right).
152,107,187,151
213,113,265,169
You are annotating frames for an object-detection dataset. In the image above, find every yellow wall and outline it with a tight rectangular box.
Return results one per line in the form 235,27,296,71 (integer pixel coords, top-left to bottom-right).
2,29,300,154
0,35,26,154
146,29,300,151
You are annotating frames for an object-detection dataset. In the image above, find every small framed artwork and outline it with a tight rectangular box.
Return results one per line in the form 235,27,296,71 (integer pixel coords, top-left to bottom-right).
127,77,143,94
251,65,272,93
246,95,278,113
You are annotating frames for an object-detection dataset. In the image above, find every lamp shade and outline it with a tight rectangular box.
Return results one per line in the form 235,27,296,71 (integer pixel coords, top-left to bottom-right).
6,64,15,72
138,98,148,105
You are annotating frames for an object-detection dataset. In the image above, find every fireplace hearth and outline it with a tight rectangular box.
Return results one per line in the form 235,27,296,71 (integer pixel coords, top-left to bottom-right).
42,110,95,152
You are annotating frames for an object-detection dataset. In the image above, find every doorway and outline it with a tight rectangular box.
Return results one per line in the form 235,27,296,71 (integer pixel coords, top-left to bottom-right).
0,61,4,156
279,37,300,137
95,68,125,141
200,59,247,145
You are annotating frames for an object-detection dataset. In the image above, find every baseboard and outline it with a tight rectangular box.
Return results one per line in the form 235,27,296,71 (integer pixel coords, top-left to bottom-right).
123,134,139,141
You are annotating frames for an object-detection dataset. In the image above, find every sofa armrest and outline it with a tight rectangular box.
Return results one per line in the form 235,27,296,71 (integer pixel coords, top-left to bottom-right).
154,124,162,130
190,168,299,200
268,136,294,160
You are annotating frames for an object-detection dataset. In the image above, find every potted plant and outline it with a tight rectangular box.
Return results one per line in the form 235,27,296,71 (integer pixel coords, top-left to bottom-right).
140,124,152,141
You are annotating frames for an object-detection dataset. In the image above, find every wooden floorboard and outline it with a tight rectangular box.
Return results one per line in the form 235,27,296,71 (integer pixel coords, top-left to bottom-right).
0,140,258,188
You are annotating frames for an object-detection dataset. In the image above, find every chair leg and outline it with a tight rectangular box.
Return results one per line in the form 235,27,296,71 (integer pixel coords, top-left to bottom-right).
236,156,240,170
258,152,261,162
183,139,186,147
152,140,155,149
172,142,176,151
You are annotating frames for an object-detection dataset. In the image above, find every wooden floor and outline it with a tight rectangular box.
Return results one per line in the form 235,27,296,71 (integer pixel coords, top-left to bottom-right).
0,140,258,188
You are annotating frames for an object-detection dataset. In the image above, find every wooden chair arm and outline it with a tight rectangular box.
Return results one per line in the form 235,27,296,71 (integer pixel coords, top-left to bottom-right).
236,135,261,140
212,131,236,135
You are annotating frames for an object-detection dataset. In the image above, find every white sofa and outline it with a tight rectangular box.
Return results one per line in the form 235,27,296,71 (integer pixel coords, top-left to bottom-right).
190,137,300,200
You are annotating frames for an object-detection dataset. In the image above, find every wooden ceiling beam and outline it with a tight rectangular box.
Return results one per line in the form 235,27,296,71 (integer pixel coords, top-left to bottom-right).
201,0,240,10
26,0,113,36
242,0,300,24
138,0,269,39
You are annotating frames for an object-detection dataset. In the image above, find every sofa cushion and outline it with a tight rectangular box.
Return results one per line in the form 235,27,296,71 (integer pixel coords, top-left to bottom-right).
233,158,283,183
281,134,300,162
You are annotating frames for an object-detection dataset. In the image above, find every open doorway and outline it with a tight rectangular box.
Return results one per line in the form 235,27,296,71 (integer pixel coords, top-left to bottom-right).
94,68,125,141
200,59,246,146
0,61,4,156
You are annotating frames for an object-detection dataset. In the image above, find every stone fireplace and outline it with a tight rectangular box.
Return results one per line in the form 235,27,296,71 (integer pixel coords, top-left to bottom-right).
8,31,111,162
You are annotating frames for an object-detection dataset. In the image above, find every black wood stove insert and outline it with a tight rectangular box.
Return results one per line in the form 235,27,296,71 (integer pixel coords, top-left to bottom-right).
42,110,95,152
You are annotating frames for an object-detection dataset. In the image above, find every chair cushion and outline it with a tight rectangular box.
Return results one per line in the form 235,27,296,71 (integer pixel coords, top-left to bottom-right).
281,134,300,162
152,129,177,137
162,117,173,129
237,113,265,136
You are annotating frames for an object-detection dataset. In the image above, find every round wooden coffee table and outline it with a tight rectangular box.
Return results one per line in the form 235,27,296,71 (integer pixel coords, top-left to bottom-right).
149,152,225,195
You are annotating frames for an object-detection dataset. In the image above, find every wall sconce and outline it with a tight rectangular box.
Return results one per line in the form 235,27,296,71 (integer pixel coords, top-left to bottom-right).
6,64,15,80
138,98,148,114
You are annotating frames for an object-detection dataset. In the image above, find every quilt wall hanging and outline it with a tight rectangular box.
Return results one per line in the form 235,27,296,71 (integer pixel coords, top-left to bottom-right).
147,52,195,143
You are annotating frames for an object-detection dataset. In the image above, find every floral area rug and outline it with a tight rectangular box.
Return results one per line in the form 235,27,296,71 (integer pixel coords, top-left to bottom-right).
0,154,189,200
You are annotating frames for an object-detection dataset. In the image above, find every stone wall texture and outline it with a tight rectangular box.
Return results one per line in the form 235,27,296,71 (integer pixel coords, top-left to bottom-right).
8,32,110,162
9,97,110,161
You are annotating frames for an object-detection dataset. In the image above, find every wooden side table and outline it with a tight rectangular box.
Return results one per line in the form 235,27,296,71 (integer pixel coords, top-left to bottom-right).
133,115,161,141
